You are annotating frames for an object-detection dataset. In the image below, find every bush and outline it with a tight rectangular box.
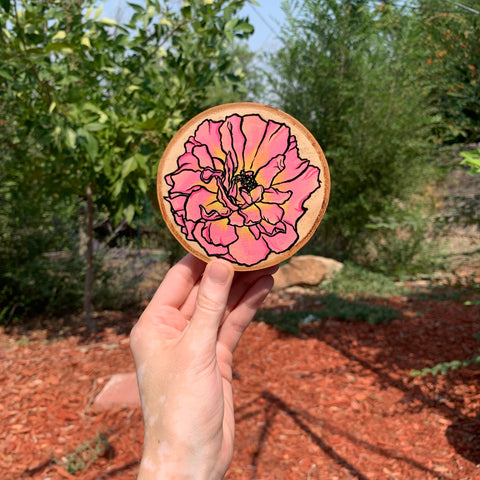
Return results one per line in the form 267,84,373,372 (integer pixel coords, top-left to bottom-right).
0,216,85,322
361,204,441,277
268,1,437,266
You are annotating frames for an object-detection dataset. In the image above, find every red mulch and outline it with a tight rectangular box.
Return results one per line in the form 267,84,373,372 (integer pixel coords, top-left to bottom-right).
1,292,480,480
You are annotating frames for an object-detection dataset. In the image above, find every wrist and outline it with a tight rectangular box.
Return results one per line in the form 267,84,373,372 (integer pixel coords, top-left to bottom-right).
138,443,225,480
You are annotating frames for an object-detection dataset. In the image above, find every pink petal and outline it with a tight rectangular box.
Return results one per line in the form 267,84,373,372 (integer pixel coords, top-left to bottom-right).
166,194,186,213
228,227,271,266
194,119,225,161
250,225,261,240
257,202,285,224
258,220,286,236
271,138,310,186
177,151,200,170
241,114,268,170
248,120,290,173
281,164,321,226
255,154,285,188
220,115,246,172
217,180,239,212
250,185,264,203
172,212,186,229
192,145,215,169
185,188,221,222
200,167,222,183
263,221,298,254
193,222,229,257
262,187,292,205
240,204,262,225
229,211,245,227
240,189,253,206
205,218,238,247
184,138,196,153
224,151,237,186
168,169,212,196
184,219,196,240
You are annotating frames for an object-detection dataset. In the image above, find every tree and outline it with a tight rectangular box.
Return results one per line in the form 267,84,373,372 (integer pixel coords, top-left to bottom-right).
268,0,435,264
0,0,255,330
418,0,480,144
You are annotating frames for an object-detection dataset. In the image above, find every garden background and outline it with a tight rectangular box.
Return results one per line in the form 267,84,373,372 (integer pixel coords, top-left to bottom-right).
1,0,480,478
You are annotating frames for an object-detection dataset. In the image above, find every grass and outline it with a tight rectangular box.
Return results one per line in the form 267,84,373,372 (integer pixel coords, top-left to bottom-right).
319,262,406,298
257,293,401,334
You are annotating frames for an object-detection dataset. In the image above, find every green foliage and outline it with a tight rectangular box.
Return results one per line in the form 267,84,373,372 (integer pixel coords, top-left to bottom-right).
0,0,255,223
321,262,405,298
269,1,436,263
419,0,480,144
363,205,441,277
58,432,111,474
320,293,400,324
90,248,142,312
461,148,480,175
0,0,255,320
411,354,480,377
257,293,400,334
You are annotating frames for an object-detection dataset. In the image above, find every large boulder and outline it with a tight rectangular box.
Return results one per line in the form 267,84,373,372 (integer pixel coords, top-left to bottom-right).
273,255,343,290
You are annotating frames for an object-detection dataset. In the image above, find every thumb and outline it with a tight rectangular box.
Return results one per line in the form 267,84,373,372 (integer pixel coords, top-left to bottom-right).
188,260,234,347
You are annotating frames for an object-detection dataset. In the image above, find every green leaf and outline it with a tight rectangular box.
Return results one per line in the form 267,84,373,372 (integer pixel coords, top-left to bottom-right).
45,43,73,53
84,5,94,20
81,36,92,49
65,128,77,149
52,31,67,41
121,156,137,178
94,5,103,20
77,128,98,160
126,85,141,92
0,69,13,81
235,21,254,35
112,179,124,198
0,0,10,13
138,177,147,193
84,122,106,132
98,18,118,26
124,204,135,223
460,149,480,175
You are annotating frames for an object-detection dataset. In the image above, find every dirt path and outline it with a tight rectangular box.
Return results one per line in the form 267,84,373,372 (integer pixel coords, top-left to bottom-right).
1,289,479,479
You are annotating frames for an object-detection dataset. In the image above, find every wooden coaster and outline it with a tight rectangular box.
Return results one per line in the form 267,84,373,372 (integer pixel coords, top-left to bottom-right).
157,103,330,270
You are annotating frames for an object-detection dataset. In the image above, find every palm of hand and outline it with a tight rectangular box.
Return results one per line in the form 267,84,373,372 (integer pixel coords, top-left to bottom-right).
130,255,276,479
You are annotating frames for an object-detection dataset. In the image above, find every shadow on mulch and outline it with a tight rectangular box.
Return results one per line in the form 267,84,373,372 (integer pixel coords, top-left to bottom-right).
256,286,480,466
446,416,480,464
238,390,450,480
2,307,143,344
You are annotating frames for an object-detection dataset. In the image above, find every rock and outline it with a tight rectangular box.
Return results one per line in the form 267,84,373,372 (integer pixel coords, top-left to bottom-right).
316,256,344,279
273,255,343,290
94,372,140,409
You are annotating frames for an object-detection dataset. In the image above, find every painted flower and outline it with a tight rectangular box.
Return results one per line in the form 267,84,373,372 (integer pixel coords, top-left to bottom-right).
164,113,321,267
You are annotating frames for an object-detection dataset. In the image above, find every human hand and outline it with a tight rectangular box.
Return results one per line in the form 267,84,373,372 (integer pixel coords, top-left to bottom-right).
130,254,276,480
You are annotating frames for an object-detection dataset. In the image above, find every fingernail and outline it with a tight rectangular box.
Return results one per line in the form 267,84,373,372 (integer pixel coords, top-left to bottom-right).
207,261,231,285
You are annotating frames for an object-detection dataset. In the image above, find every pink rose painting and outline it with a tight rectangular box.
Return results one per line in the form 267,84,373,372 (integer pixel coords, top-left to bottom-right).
164,113,322,267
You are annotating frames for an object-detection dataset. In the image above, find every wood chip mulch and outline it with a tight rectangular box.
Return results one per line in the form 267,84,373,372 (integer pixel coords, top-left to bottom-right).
1,294,480,480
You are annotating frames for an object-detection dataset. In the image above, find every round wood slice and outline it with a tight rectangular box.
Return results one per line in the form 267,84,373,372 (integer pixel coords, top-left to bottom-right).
157,103,330,271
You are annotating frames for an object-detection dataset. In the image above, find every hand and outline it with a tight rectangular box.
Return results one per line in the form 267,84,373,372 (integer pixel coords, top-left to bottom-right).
130,254,276,480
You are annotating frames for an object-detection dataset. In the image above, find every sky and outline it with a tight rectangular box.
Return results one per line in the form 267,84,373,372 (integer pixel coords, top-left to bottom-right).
100,0,286,52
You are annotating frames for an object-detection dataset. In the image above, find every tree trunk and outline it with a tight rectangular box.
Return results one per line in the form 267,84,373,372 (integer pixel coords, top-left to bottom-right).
84,184,96,333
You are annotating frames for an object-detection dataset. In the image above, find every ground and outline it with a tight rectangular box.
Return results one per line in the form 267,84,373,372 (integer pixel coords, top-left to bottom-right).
1,282,480,480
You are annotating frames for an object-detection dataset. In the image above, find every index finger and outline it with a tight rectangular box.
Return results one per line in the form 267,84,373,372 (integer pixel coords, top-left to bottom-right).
146,254,206,310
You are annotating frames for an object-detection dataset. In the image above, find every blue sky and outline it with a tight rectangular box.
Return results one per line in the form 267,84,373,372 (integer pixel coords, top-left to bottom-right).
100,0,286,52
